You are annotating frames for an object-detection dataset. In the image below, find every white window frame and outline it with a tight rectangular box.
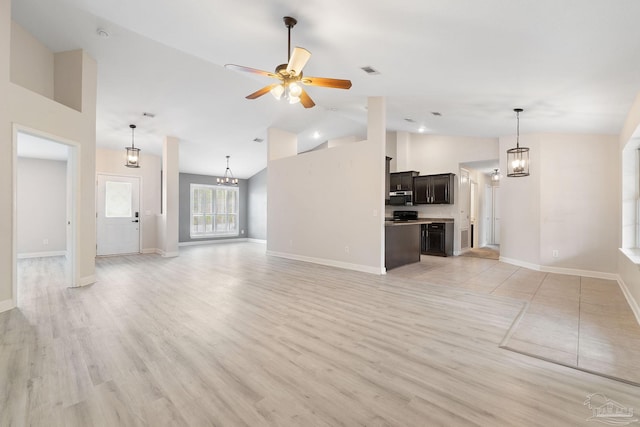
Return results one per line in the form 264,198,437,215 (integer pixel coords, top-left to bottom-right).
190,183,239,238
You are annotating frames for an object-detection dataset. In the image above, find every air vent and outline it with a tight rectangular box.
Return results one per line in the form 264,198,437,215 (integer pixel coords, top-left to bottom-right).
253,137,264,143
143,112,155,118
360,66,380,75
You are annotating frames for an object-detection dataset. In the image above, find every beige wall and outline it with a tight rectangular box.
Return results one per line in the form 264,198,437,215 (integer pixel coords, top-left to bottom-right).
1,6,97,311
10,21,54,99
96,148,162,253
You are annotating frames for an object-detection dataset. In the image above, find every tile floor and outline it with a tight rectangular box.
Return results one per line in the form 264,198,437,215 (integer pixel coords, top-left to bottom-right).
389,255,640,386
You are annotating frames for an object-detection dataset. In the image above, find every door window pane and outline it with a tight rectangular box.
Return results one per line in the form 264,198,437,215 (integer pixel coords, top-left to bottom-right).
105,181,132,218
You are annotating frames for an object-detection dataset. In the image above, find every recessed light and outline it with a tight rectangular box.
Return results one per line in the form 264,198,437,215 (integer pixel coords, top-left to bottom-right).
404,118,415,123
143,112,155,118
418,126,426,133
253,137,264,143
313,131,320,139
431,112,442,116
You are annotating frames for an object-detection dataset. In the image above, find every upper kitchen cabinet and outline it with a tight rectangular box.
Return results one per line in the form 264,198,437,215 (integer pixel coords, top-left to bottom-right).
390,171,419,192
413,173,455,204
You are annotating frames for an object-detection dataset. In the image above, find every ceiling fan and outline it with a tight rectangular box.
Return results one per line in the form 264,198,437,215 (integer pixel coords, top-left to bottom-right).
225,16,352,109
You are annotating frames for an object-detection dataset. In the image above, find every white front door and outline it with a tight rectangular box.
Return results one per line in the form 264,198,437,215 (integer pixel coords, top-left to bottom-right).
97,174,140,256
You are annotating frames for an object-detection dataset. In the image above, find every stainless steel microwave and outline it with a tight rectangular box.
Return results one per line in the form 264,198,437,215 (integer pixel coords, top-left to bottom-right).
389,191,413,206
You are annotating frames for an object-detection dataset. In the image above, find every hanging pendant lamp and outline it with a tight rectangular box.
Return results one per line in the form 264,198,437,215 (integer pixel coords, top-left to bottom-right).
507,108,529,177
490,168,502,182
125,124,140,168
217,155,238,186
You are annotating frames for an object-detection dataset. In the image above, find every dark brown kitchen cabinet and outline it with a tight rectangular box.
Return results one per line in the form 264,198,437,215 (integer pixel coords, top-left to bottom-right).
390,171,419,192
413,173,455,204
385,157,392,203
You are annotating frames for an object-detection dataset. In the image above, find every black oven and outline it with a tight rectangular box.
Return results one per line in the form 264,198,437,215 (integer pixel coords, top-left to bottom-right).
389,191,413,206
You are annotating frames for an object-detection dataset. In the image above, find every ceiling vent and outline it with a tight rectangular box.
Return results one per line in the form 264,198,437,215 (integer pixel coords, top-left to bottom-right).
360,66,380,75
253,137,264,143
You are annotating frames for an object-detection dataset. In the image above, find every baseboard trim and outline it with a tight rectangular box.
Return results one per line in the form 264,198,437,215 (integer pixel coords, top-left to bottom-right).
617,274,640,326
179,238,248,247
248,238,267,244
266,250,384,275
141,248,158,254
499,257,618,280
161,251,179,258
17,250,66,259
0,298,16,313
70,274,96,288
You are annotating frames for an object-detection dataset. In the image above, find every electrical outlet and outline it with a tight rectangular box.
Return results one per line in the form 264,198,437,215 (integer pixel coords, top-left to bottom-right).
344,246,350,254
552,250,559,258
43,238,49,245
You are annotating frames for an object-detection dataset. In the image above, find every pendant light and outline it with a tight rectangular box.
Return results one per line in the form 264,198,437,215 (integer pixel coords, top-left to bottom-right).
490,168,502,182
125,124,140,168
507,108,529,177
217,155,238,185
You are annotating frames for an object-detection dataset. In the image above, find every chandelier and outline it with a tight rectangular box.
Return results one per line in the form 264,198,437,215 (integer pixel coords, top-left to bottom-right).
217,155,238,185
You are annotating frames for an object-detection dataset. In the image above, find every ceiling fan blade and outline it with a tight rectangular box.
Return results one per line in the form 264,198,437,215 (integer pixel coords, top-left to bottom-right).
225,64,278,78
246,84,280,99
301,76,352,90
299,89,315,108
286,47,311,76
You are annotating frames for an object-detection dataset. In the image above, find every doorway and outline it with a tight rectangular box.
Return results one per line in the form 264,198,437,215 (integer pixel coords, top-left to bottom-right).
484,184,501,246
96,174,141,255
14,128,78,305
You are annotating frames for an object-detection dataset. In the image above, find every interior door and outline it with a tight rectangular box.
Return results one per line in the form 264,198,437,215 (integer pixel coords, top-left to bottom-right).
459,169,470,250
493,186,501,245
97,174,140,256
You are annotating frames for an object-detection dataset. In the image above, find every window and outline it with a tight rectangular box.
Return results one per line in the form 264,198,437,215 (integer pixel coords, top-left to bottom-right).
190,184,238,238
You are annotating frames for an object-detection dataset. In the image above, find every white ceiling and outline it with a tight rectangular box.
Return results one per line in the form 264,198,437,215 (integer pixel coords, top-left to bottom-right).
11,0,640,178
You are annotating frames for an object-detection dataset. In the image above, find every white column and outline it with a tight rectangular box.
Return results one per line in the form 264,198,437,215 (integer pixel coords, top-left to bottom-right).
367,96,387,273
160,136,179,257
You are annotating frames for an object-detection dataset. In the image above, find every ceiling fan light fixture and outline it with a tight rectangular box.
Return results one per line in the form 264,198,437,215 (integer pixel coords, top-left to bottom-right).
270,84,284,100
288,82,302,97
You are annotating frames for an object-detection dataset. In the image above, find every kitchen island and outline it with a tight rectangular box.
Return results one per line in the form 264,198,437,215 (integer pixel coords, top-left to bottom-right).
385,217,454,270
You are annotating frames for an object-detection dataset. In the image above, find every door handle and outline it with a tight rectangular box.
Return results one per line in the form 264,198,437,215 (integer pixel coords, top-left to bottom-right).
132,220,139,223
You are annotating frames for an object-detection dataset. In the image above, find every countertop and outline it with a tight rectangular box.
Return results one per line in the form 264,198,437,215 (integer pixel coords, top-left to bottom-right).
384,218,454,226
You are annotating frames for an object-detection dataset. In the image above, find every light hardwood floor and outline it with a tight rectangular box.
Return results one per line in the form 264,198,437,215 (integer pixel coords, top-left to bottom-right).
2,243,639,426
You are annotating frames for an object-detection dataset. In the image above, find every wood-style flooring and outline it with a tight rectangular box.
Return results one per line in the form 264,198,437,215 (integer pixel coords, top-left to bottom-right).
2,243,640,426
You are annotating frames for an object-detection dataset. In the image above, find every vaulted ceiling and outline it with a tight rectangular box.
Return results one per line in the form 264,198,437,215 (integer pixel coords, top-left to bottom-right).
12,0,640,177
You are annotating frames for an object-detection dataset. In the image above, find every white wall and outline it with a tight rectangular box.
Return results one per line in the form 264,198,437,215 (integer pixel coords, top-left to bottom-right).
539,134,619,273
96,148,161,253
1,9,97,311
17,157,67,255
619,93,640,319
267,139,384,273
499,133,620,276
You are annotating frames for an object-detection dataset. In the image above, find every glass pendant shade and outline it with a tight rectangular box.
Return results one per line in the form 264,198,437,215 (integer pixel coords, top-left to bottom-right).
125,124,141,168
506,108,529,177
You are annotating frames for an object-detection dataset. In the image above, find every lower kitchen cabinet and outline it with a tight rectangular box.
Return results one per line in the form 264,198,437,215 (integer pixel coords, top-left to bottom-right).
421,222,453,256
